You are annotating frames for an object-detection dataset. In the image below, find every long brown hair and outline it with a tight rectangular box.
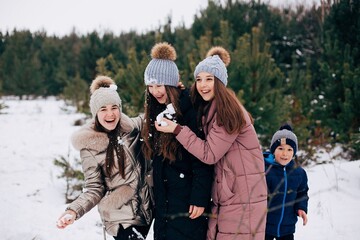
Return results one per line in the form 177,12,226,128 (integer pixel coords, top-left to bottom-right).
95,116,126,178
141,86,182,162
191,77,253,134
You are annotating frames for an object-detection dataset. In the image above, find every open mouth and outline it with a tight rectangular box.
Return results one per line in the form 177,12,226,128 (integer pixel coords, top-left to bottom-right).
155,95,166,102
155,95,164,99
105,119,116,123
200,89,213,96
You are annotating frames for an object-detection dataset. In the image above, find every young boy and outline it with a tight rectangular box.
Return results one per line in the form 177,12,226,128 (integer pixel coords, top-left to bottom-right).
263,124,309,240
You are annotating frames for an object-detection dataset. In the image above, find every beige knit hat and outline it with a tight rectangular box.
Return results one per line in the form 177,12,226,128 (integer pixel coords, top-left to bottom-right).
89,76,121,118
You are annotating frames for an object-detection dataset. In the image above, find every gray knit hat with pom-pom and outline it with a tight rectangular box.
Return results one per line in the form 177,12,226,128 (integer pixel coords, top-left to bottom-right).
194,46,231,86
144,42,179,87
270,124,298,156
89,75,121,118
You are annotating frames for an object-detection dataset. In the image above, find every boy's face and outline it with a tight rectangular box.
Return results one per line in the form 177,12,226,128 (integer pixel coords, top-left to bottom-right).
274,143,294,166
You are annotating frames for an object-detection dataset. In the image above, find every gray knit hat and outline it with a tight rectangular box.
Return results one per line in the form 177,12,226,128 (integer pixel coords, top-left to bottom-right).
270,124,298,156
144,42,179,87
89,76,121,118
194,46,231,86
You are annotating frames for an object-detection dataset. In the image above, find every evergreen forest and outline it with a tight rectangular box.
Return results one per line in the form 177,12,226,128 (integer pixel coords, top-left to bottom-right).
0,0,359,161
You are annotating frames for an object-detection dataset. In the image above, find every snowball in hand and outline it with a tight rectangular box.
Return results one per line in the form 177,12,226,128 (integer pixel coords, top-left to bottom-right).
156,103,176,126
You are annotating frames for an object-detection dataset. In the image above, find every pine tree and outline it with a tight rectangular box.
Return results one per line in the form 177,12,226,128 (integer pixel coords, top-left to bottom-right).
286,55,313,160
0,30,44,97
230,26,289,147
96,48,148,116
62,72,89,114
314,0,360,158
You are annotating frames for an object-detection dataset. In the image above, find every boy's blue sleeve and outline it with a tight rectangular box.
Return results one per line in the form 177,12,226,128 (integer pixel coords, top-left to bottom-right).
294,168,309,213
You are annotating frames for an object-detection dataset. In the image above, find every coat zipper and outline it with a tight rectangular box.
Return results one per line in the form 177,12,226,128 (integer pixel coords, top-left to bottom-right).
277,166,287,237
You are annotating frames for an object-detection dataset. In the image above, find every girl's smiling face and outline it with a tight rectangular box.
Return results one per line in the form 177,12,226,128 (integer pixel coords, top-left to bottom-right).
148,84,168,104
195,72,215,101
97,104,120,131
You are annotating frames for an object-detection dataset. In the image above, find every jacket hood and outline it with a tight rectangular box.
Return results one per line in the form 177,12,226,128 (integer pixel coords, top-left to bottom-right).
71,121,108,152
263,151,295,168
264,151,276,165
71,113,137,152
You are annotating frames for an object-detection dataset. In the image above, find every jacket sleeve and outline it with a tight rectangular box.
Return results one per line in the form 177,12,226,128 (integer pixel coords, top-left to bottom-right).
181,104,213,207
66,149,105,219
176,120,238,165
294,168,309,213
189,155,213,207
120,113,143,132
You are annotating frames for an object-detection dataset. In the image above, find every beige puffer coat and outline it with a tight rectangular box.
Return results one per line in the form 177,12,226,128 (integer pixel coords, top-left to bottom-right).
66,114,152,236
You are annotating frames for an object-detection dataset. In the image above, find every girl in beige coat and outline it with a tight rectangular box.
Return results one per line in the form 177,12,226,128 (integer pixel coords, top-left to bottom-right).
56,76,152,240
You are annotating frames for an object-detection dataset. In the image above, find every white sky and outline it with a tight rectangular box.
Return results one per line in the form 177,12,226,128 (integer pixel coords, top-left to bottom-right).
0,0,320,37
0,0,210,36
0,96,359,240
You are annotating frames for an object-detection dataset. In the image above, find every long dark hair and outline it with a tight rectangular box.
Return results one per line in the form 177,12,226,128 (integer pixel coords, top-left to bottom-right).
95,116,126,178
141,86,182,162
191,77,252,134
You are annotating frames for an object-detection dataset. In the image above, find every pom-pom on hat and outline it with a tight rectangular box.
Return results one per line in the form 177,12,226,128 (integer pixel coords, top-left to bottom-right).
270,124,298,156
194,46,231,86
89,75,121,118
144,42,179,87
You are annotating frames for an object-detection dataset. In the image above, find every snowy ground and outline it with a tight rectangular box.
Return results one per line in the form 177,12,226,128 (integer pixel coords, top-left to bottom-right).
0,97,359,240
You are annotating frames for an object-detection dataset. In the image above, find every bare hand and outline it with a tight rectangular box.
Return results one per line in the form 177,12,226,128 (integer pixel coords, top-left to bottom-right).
298,209,308,226
189,205,205,219
177,81,185,90
56,210,76,229
155,118,178,133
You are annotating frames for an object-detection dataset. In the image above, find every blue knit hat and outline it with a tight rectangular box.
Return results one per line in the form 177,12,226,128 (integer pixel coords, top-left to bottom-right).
194,46,231,86
270,124,298,156
89,76,121,118
144,42,179,87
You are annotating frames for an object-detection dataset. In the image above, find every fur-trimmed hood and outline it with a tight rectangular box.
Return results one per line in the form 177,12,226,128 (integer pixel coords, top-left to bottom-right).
71,113,142,153
71,121,108,153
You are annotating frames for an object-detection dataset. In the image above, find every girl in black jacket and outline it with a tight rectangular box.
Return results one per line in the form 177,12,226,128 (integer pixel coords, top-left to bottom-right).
141,42,213,240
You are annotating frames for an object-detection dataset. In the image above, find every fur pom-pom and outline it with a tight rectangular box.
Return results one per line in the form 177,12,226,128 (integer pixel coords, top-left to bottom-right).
206,46,231,67
90,75,115,94
279,123,293,132
151,42,177,61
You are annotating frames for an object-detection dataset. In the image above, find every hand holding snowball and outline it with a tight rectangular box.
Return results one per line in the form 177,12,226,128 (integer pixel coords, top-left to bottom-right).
56,210,76,229
156,103,176,126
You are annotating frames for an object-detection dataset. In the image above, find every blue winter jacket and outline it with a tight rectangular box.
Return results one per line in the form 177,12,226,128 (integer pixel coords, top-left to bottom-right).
264,152,309,237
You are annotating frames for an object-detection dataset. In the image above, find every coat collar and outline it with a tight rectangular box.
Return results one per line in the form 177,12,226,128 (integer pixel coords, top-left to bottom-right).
203,99,217,125
71,114,136,152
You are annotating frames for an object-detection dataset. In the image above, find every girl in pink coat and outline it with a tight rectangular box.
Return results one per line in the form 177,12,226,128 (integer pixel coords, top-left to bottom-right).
155,47,267,240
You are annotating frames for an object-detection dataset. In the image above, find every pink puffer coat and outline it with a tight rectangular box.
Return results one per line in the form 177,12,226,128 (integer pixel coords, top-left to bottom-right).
175,100,267,240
